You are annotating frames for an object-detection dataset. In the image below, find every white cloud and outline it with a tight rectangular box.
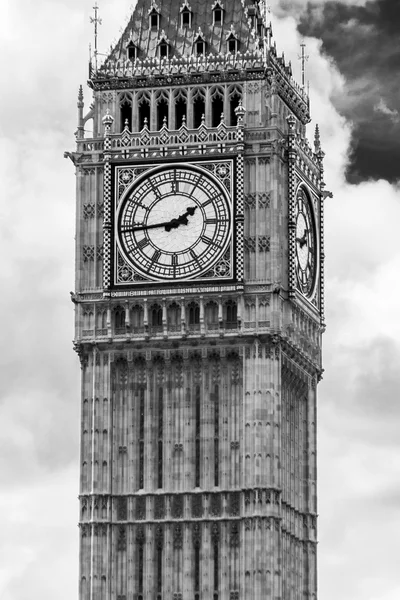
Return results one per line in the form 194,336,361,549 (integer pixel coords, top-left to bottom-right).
374,98,400,123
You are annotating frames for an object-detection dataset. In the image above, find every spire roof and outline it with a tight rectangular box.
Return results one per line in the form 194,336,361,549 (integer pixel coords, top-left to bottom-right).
104,0,260,63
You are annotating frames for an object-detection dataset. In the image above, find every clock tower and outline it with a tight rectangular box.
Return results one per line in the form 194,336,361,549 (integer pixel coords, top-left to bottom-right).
67,1,325,599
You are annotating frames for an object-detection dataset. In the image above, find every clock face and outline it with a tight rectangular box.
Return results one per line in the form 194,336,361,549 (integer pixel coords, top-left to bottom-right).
294,187,317,296
116,164,232,281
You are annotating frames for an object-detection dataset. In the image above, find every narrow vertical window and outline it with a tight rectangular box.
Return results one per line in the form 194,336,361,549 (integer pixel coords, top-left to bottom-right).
193,93,205,129
138,544,144,594
195,385,201,487
139,388,145,489
157,546,162,594
156,526,163,598
213,542,219,595
175,95,187,128
138,99,151,130
194,546,200,596
229,90,242,125
158,387,163,489
120,100,132,132
157,97,169,130
127,42,137,61
214,385,219,487
211,92,224,127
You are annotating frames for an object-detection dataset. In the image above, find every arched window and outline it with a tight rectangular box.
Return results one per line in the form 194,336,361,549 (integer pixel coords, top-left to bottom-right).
149,8,160,30
225,301,237,328
159,41,169,58
127,41,137,61
156,92,169,130
180,3,192,28
175,91,187,128
115,307,126,331
195,39,205,55
138,93,151,130
188,302,200,325
228,86,242,125
212,2,224,26
119,94,132,132
211,87,224,127
192,88,206,129
151,304,163,327
194,30,206,56
205,302,218,328
227,33,239,54
168,303,181,329
131,304,144,329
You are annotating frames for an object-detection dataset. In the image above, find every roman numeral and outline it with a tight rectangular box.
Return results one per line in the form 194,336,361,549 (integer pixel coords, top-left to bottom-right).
201,234,216,245
150,182,161,198
190,249,200,263
205,218,218,225
137,238,150,250
152,249,161,262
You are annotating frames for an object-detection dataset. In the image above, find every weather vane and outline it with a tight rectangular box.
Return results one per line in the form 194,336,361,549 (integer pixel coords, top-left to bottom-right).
298,42,309,90
90,3,102,72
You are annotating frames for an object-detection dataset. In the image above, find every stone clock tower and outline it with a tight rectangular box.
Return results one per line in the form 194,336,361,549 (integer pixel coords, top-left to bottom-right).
67,1,325,599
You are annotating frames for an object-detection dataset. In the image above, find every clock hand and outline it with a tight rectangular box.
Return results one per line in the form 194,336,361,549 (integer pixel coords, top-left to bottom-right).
122,207,198,233
165,206,197,232
121,220,175,233
295,230,309,248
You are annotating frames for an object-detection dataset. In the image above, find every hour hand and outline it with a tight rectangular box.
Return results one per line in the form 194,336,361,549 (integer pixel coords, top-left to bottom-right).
296,231,308,248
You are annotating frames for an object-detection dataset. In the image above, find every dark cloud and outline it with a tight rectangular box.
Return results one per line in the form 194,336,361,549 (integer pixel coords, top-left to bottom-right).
296,0,400,183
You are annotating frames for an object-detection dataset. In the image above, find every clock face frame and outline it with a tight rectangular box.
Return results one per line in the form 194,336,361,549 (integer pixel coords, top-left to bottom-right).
294,186,318,297
113,161,234,285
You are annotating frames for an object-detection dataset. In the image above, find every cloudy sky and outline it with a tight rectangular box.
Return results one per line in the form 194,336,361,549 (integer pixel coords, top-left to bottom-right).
0,0,399,599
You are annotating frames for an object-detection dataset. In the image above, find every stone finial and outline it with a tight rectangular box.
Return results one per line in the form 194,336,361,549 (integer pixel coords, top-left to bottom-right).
102,109,114,129
77,85,84,107
286,114,296,131
314,124,321,153
235,100,246,123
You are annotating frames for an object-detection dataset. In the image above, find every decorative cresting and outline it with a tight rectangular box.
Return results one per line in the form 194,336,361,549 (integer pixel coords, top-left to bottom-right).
287,114,297,298
102,110,114,291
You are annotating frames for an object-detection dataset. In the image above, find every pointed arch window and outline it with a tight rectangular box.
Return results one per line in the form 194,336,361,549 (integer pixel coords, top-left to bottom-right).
180,2,192,28
156,91,169,130
212,2,224,26
227,32,240,54
192,87,206,129
114,307,126,332
151,304,163,327
211,86,224,127
127,41,138,61
175,90,187,128
188,302,200,325
228,85,242,125
157,31,171,59
224,300,237,329
194,30,206,56
137,92,151,130
119,93,132,132
149,5,160,30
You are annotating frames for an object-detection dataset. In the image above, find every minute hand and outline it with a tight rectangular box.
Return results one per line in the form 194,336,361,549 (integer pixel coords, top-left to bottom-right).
122,220,175,233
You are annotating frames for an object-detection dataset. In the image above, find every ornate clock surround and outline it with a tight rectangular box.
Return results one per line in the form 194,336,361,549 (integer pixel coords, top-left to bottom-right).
107,157,237,290
294,184,319,299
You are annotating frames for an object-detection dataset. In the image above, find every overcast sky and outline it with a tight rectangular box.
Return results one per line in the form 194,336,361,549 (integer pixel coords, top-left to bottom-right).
0,1,399,599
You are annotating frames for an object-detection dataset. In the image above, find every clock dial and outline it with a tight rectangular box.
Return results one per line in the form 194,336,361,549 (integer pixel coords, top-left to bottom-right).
116,164,232,281
294,187,317,296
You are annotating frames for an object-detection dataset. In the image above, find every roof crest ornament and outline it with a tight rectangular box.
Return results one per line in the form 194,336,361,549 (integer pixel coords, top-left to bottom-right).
148,0,160,14
90,2,102,73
